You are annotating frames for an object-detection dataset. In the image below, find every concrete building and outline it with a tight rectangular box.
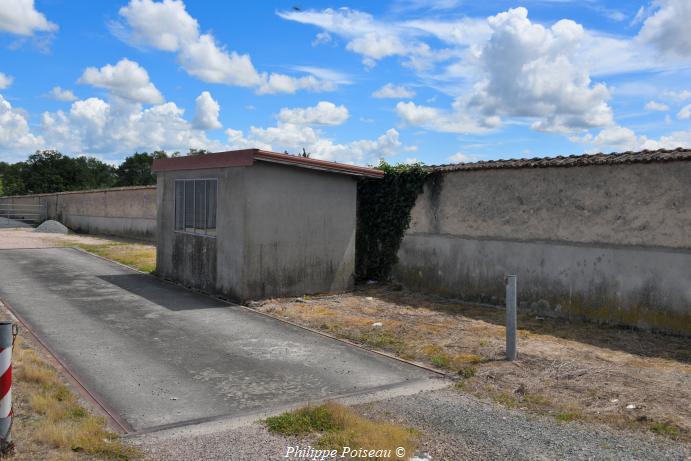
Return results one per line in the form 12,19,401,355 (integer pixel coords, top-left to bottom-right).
153,149,383,301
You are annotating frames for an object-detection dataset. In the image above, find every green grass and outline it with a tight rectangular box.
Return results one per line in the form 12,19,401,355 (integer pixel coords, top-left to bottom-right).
556,412,581,423
649,421,680,437
457,365,477,379
73,242,156,273
264,405,337,435
265,402,417,460
430,354,451,369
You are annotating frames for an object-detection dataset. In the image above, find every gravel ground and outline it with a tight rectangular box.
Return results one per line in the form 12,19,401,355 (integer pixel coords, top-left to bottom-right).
358,388,690,461
130,423,312,461
130,387,689,461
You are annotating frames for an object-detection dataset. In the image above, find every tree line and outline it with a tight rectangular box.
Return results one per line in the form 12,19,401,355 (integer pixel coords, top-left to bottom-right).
0,149,208,196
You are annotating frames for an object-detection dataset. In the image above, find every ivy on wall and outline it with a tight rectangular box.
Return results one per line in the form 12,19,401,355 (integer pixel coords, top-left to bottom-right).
355,161,432,281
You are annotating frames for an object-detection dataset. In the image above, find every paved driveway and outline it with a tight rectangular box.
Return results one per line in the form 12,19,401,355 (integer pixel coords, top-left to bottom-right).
0,248,440,433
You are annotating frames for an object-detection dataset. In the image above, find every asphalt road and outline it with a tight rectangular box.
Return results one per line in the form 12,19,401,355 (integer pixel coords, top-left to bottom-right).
0,247,441,433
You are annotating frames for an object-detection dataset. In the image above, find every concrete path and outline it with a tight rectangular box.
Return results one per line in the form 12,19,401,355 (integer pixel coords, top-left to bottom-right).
0,248,441,433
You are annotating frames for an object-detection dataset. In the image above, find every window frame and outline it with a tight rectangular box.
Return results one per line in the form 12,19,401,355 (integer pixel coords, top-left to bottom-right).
174,178,218,238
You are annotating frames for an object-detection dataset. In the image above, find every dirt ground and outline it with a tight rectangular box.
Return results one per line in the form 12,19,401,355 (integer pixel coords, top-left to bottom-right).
0,228,113,249
254,284,691,441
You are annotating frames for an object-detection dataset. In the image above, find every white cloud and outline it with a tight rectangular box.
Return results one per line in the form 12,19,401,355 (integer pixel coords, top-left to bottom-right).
78,58,164,104
395,101,496,133
278,101,349,126
448,152,478,163
678,104,691,120
468,8,614,133
0,72,13,89
312,31,332,47
372,83,415,99
192,91,221,129
177,33,262,87
638,0,691,57
664,89,691,101
639,129,691,149
256,74,335,95
0,0,57,36
49,86,77,102
277,7,451,69
225,101,402,164
403,157,419,164
117,0,198,51
645,100,669,112
590,125,642,150
0,94,43,154
40,97,220,155
116,0,335,94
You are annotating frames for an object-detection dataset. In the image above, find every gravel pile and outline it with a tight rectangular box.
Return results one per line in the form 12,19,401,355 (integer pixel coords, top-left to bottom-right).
33,220,69,234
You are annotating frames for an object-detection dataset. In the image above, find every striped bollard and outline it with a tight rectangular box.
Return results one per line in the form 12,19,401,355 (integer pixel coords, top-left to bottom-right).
0,321,15,453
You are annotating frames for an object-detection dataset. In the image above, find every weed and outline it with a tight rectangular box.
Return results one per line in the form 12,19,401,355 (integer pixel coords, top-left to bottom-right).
495,392,520,409
457,366,477,379
649,421,680,437
264,405,336,435
431,354,451,369
556,412,581,423
266,402,416,460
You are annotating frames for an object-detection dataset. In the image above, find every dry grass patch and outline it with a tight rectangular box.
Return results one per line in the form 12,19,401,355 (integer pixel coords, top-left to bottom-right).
255,285,691,441
72,243,156,273
10,331,138,460
265,402,417,460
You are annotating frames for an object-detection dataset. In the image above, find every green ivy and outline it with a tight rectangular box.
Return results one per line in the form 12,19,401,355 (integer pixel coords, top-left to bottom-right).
355,161,431,281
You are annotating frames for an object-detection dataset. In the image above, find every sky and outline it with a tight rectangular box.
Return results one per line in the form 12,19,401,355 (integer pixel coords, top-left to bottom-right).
0,0,690,166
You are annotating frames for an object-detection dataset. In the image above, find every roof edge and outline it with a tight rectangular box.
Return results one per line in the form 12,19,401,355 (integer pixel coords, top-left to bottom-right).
430,148,691,172
152,149,384,178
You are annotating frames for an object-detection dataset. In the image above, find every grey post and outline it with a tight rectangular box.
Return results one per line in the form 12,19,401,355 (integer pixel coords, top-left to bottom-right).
505,275,517,361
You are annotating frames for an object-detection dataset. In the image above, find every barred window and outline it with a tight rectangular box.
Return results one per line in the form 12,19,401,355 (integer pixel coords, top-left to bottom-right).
174,179,217,236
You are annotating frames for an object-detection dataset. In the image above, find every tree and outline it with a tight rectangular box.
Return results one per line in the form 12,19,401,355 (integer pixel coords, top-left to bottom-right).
115,151,167,186
0,162,25,196
76,156,117,190
21,150,79,194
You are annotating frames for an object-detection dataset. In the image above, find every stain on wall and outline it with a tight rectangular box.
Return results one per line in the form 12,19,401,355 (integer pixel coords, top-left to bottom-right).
395,161,691,334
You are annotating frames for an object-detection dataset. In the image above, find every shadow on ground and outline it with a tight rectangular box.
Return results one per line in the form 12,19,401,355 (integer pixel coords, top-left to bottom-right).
98,274,227,311
361,284,691,364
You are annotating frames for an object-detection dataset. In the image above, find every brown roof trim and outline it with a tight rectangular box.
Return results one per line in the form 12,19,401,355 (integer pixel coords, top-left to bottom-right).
152,149,384,178
431,148,691,172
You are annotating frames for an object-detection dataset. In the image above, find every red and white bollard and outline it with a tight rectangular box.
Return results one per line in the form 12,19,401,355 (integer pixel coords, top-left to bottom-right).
0,321,16,454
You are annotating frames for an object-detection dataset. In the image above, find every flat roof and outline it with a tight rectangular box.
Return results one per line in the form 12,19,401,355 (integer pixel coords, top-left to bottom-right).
152,149,384,178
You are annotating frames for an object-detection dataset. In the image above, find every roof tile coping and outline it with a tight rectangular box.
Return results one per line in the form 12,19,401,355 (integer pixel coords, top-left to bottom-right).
152,149,384,178
431,148,691,172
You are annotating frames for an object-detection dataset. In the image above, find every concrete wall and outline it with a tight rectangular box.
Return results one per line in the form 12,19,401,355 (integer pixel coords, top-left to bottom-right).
394,161,691,334
0,186,157,241
156,162,357,301
241,162,356,300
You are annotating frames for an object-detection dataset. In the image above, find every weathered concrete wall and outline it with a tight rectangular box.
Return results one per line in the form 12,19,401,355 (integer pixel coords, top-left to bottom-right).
156,162,357,301
395,161,691,334
241,162,356,300
0,187,157,241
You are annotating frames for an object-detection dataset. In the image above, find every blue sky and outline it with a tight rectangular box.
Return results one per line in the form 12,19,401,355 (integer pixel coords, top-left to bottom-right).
0,0,690,166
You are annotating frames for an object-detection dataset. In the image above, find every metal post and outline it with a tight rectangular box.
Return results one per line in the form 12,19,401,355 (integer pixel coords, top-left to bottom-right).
0,321,15,454
505,275,517,361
